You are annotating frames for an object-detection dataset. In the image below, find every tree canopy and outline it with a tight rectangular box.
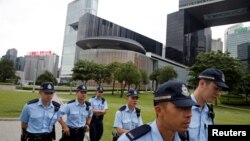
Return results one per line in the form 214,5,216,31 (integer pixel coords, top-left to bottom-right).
0,59,16,82
36,70,57,85
188,51,244,93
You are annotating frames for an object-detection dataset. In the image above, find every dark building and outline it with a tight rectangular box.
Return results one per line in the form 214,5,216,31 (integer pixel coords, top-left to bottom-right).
237,42,250,72
166,0,250,66
76,13,163,56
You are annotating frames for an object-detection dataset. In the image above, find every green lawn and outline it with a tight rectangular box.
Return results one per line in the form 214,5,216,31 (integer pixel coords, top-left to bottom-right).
0,91,250,140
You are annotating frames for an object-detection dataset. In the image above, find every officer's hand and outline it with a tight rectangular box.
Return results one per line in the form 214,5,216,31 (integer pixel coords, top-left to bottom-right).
83,125,89,132
63,126,70,136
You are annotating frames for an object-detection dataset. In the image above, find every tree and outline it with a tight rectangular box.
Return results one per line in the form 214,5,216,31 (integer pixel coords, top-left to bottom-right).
139,69,149,91
157,66,177,84
36,70,57,85
92,64,111,86
188,51,244,93
149,68,161,91
150,66,177,90
0,59,16,82
115,61,141,97
72,60,95,84
107,62,121,95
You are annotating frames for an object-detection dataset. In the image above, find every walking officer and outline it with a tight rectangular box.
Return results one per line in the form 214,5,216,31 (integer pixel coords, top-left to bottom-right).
113,89,143,136
117,80,196,141
58,85,93,141
89,86,108,141
188,68,229,141
19,82,60,141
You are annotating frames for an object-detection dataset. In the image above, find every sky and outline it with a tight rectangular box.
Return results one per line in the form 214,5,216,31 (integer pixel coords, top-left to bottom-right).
0,0,249,59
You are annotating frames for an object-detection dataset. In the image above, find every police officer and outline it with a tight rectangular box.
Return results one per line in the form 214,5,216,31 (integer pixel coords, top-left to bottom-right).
58,85,93,141
89,86,108,141
19,82,60,141
113,89,143,136
188,68,228,141
117,80,196,141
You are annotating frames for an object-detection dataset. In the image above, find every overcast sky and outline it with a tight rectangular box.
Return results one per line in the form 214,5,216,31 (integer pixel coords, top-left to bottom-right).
0,0,249,58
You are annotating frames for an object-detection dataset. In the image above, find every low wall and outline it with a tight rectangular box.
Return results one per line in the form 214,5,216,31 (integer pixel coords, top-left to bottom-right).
0,85,16,91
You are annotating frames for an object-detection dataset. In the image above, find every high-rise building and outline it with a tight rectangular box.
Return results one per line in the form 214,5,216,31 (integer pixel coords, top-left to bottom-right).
166,0,250,66
3,48,17,66
225,24,250,58
211,38,223,52
60,0,189,84
16,56,25,71
237,42,250,72
60,0,99,82
23,53,59,82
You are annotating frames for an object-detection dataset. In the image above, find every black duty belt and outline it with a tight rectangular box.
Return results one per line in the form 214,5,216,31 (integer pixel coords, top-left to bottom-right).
27,132,52,140
93,115,104,120
69,127,84,134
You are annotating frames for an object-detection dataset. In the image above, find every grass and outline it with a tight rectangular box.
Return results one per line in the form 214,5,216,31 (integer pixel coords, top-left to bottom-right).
0,91,250,140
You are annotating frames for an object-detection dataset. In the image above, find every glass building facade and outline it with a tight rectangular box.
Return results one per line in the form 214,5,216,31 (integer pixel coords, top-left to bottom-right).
166,10,211,66
60,0,99,81
226,25,250,58
237,42,250,72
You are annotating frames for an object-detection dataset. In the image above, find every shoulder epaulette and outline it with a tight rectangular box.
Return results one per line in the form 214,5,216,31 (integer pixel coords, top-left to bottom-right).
135,107,141,117
119,105,126,111
102,98,105,104
67,99,75,104
126,124,151,141
85,101,91,111
178,131,189,141
52,101,60,112
27,98,39,105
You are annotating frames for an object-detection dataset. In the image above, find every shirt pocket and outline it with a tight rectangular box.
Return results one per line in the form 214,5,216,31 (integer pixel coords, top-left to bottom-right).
188,122,200,140
122,119,131,130
70,111,79,120
48,112,58,125
30,113,43,127
132,116,139,128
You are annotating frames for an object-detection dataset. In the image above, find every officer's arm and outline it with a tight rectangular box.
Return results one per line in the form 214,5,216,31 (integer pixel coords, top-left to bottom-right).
114,111,128,134
58,117,70,135
86,116,92,126
21,122,28,130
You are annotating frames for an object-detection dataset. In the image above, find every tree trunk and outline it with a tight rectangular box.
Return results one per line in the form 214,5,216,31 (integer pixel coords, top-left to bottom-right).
112,79,115,95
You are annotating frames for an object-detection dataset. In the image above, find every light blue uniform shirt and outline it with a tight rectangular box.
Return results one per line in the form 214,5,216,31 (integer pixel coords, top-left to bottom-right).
89,96,108,110
19,98,59,133
188,95,213,141
113,105,143,131
118,120,182,141
59,99,93,128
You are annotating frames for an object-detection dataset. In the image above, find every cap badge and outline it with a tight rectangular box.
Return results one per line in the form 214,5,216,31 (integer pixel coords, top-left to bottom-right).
134,91,137,95
222,73,225,82
181,84,189,96
47,84,52,89
82,86,85,89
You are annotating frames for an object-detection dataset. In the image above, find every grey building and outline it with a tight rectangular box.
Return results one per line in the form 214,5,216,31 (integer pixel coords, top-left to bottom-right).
60,0,189,84
225,25,250,58
60,0,99,81
16,56,25,71
237,42,250,72
23,54,59,82
211,38,223,52
2,48,17,66
166,0,250,66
